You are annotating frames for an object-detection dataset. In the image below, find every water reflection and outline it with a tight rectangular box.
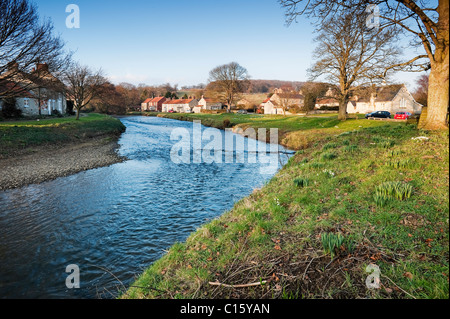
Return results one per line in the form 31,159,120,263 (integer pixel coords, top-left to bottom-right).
0,116,290,298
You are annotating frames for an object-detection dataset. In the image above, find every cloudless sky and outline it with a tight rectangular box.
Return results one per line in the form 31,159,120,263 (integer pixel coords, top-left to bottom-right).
33,0,425,89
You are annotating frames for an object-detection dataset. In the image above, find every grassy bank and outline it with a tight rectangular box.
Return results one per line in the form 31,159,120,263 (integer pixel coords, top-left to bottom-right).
156,112,408,150
124,114,448,299
0,113,126,158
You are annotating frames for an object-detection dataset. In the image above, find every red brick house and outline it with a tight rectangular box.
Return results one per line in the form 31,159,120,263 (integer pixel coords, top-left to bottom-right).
141,96,167,112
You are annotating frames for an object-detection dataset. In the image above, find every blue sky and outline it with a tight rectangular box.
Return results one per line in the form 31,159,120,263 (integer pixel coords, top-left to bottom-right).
34,0,424,89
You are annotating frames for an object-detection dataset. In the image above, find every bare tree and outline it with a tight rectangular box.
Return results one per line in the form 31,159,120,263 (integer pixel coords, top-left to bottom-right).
308,10,401,120
208,62,250,112
63,64,106,120
0,0,71,97
280,0,449,129
276,92,303,115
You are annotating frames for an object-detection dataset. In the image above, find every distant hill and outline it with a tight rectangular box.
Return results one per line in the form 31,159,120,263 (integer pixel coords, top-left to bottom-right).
247,80,307,93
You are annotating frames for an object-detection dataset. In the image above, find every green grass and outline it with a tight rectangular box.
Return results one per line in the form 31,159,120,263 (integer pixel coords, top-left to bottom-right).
123,117,449,300
0,113,126,156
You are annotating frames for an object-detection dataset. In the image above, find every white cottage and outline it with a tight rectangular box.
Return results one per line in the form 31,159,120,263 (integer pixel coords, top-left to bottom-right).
198,96,222,111
162,98,198,113
347,84,422,115
0,62,67,116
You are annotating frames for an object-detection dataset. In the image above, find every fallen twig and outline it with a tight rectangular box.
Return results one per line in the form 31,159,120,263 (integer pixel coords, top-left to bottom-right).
209,280,268,288
382,274,417,299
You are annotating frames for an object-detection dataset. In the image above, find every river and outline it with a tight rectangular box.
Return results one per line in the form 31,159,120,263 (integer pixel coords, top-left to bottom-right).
0,116,290,299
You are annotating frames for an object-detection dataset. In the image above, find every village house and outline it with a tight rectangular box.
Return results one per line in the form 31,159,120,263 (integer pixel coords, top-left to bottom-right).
346,84,422,115
261,92,304,115
198,96,222,111
0,62,67,116
315,97,340,109
141,98,152,111
141,96,166,111
162,98,198,113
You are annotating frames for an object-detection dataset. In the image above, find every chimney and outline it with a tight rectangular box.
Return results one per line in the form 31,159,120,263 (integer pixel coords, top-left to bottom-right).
36,63,49,72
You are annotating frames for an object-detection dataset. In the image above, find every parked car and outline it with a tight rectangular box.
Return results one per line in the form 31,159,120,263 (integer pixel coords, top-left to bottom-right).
365,111,391,119
168,110,176,113
237,109,247,114
394,112,412,120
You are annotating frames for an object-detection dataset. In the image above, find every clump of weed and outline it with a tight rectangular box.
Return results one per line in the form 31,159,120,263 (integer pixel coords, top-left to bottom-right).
344,145,358,153
321,232,344,258
374,181,413,206
310,162,325,169
323,142,338,150
321,152,337,161
387,149,402,157
385,158,414,169
293,177,309,188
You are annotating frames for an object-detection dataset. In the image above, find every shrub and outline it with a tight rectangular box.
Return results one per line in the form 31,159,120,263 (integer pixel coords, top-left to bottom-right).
1,97,22,118
52,109,64,118
223,118,231,128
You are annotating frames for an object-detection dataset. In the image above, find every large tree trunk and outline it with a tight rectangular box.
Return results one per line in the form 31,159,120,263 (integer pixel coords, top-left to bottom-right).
338,94,349,120
422,59,449,130
76,108,80,120
421,0,449,130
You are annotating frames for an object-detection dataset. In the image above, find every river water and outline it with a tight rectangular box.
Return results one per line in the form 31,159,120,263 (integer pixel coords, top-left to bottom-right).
0,116,290,299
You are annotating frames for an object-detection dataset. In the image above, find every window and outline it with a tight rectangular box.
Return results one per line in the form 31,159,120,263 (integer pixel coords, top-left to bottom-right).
400,98,406,108
24,98,29,107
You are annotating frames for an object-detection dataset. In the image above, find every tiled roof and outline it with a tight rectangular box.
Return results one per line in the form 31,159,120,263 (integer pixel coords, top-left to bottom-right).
163,99,195,104
0,80,35,98
357,84,404,102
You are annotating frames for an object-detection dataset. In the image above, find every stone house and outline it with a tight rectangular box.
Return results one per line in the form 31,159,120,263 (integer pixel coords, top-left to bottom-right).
198,96,222,111
0,62,67,116
261,93,304,115
315,97,340,109
346,84,422,115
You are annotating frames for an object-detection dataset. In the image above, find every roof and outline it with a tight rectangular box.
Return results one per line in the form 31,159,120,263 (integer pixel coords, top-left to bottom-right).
0,80,35,98
262,98,271,103
316,97,339,104
163,99,195,105
152,97,165,102
357,84,404,102
204,98,220,103
143,98,152,103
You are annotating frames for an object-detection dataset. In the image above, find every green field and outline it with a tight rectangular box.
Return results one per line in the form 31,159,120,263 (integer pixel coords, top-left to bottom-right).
0,113,126,157
124,114,449,299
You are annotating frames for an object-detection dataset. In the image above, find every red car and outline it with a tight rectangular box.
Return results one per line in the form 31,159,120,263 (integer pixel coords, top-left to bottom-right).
394,112,412,120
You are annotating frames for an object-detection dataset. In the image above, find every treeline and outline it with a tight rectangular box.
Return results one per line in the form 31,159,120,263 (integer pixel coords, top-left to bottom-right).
87,82,180,115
